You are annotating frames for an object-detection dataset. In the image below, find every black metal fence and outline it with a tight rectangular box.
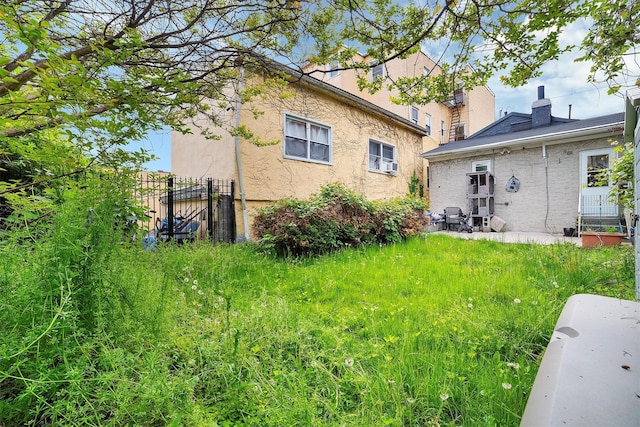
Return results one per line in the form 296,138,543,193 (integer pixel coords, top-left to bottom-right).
135,174,236,246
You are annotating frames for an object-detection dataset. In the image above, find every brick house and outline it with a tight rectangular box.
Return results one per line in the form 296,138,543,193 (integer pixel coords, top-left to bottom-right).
422,87,625,233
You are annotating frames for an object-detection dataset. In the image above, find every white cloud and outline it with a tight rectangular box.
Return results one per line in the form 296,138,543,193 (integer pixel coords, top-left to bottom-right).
487,19,639,120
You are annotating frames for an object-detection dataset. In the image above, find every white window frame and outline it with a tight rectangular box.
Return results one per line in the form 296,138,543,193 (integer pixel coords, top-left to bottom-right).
328,63,340,78
472,160,492,172
411,106,419,124
453,122,466,141
370,62,385,81
284,113,332,164
425,114,432,136
368,138,397,174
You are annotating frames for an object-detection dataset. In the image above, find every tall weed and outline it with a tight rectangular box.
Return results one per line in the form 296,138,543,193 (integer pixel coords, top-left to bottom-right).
0,172,149,425
1,227,634,426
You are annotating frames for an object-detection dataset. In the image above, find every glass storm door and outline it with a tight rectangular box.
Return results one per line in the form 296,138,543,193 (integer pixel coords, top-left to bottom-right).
579,148,617,216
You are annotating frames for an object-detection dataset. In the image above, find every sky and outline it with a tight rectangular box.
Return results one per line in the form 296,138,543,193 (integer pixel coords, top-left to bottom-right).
139,18,638,173
486,45,634,123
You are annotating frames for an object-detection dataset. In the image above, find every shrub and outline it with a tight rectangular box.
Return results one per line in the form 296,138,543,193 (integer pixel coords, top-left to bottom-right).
253,183,429,256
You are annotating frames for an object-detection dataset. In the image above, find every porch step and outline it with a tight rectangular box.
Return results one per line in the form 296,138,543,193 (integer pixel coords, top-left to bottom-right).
581,215,624,233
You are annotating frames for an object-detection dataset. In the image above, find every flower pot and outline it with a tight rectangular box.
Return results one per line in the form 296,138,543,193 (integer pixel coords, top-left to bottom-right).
580,231,625,248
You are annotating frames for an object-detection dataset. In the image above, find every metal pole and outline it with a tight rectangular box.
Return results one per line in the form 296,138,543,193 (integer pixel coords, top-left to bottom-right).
234,66,250,241
167,177,174,240
207,178,214,240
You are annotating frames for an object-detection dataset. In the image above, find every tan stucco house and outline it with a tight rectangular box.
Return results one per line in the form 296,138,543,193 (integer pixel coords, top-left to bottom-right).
305,50,496,147
422,86,625,234
172,53,496,239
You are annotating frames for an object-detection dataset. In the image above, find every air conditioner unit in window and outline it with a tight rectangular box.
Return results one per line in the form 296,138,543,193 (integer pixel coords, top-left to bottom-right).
382,162,399,174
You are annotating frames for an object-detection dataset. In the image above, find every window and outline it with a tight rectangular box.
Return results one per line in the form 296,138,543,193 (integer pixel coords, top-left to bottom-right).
423,67,430,77
440,120,445,137
411,107,419,124
369,139,397,174
425,114,432,136
284,115,331,163
453,123,466,141
472,160,491,172
328,63,340,78
586,153,609,187
370,62,384,81
426,166,430,188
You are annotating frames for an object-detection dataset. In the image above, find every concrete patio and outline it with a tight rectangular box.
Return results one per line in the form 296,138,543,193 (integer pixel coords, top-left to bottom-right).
433,230,584,246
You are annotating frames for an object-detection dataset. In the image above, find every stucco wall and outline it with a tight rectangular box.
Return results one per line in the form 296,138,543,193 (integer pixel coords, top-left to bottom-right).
174,74,427,239
240,79,424,200
307,52,495,147
465,86,497,136
428,137,619,232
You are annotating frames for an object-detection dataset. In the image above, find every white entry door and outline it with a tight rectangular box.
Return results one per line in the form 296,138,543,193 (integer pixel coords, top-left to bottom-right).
579,148,617,216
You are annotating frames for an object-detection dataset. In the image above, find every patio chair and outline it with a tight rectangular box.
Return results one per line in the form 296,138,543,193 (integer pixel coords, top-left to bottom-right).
443,207,464,231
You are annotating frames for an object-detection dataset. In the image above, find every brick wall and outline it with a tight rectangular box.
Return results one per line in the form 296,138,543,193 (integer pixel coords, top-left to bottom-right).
428,137,617,232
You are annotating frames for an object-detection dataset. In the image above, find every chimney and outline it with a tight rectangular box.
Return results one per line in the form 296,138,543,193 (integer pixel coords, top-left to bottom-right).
531,85,551,128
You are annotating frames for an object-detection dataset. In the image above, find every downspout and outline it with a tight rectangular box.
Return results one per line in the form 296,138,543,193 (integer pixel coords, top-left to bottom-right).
235,66,250,241
542,144,550,232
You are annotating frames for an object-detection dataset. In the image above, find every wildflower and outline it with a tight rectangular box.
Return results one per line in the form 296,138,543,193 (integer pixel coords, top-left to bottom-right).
231,311,238,317
467,303,473,308
184,277,190,283
198,290,204,295
407,397,415,404
506,362,520,370
440,393,449,401
193,279,199,285
388,378,395,384
191,284,197,290
345,357,354,367
502,383,512,390
513,298,521,304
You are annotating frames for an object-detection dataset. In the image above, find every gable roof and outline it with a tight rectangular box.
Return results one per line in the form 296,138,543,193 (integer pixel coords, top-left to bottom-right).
422,112,624,160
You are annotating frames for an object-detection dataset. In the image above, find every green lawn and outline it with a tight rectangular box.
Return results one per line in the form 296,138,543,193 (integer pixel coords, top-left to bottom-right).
1,234,634,426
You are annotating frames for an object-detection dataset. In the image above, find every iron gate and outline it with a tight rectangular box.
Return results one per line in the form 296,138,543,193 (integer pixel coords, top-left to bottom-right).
136,174,236,244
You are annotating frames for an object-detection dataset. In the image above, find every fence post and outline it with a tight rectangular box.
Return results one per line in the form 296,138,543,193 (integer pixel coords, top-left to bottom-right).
207,178,214,240
167,177,174,240
230,180,236,242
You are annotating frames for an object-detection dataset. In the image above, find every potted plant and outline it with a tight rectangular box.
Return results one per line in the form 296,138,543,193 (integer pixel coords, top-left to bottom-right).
580,226,626,248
